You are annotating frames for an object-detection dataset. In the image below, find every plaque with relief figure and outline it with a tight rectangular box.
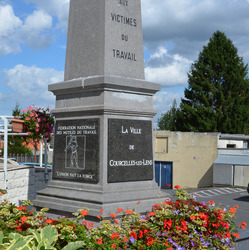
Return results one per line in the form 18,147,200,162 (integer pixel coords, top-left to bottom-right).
53,119,99,183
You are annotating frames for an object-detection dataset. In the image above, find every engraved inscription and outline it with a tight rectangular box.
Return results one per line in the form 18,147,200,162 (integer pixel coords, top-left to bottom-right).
108,119,153,183
119,0,128,6
113,49,136,61
111,13,136,27
110,0,139,62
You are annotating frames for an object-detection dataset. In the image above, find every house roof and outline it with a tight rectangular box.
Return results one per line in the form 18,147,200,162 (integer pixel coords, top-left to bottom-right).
219,134,249,140
214,154,249,166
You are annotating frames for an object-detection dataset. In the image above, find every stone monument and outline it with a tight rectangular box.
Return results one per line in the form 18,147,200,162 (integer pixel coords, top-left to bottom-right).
34,0,165,218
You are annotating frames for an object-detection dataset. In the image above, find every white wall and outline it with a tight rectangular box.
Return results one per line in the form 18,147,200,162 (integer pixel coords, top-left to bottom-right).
0,166,52,205
213,164,233,186
218,140,245,148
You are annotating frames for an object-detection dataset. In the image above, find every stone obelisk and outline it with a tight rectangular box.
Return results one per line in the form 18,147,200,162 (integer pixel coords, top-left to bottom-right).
34,0,165,218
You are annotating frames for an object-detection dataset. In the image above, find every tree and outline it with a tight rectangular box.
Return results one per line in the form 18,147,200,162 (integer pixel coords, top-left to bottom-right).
157,99,178,131
7,104,32,156
178,31,249,133
12,103,21,118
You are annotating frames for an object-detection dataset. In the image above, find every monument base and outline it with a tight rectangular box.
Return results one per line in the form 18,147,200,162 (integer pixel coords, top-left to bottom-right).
34,180,169,218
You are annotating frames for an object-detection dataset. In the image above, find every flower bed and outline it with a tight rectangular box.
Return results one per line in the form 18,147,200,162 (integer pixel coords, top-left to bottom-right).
0,187,246,249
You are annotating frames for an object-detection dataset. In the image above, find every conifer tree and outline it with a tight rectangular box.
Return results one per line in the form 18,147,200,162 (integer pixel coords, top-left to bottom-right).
157,99,178,131
178,31,249,134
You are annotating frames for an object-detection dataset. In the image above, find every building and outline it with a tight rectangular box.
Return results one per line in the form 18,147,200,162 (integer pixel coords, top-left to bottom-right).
154,131,218,189
154,131,249,189
213,134,249,187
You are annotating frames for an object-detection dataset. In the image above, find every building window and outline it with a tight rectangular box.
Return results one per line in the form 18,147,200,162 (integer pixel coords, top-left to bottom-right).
155,137,168,153
226,144,236,148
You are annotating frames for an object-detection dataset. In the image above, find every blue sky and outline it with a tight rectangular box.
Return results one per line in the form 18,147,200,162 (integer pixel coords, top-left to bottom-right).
1,0,249,126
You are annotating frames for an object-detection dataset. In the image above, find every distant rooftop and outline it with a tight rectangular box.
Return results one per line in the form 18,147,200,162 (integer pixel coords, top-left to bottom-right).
214,154,249,166
219,134,249,140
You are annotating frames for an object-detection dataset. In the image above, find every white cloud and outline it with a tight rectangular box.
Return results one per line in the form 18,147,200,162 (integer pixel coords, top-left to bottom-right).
0,4,22,55
4,64,63,107
145,46,192,86
20,10,53,49
0,3,55,54
24,0,69,32
150,47,167,59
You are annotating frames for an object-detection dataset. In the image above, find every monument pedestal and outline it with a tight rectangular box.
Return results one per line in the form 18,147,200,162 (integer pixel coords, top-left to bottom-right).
34,76,167,217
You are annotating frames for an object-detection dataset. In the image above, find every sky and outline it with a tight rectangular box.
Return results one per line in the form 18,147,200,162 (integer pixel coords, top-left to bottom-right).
1,0,249,127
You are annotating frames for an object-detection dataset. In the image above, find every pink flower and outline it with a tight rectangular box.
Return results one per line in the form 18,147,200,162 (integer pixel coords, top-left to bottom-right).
30,113,35,117
36,123,39,128
25,117,30,121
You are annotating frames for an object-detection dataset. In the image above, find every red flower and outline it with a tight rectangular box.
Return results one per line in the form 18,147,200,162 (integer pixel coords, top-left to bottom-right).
225,232,231,238
45,218,53,224
139,230,143,238
242,222,247,226
81,210,88,216
16,225,22,231
97,215,102,220
110,213,117,218
174,185,181,189
235,205,239,208
146,237,156,246
125,210,134,214
190,215,196,220
111,243,116,249
96,238,103,244
233,233,240,238
149,211,155,216
88,222,94,228
111,232,120,240
164,219,173,229
20,216,28,223
117,208,123,213
130,231,137,239
229,208,237,213
17,206,26,211
100,209,104,214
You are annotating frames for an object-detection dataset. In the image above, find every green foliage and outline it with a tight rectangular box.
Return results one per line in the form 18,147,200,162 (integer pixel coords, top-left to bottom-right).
0,227,85,250
178,31,249,133
7,136,33,155
157,99,179,131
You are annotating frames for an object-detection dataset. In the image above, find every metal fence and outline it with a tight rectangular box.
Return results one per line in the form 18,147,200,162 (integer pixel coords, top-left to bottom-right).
8,154,39,163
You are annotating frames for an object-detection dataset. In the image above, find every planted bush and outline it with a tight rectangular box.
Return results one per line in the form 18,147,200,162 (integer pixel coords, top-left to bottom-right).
0,187,246,249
